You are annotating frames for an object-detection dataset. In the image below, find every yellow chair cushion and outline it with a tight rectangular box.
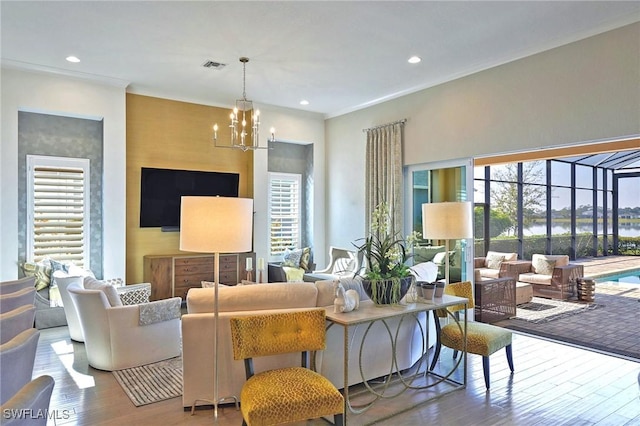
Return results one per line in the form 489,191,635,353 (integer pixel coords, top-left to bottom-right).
240,366,344,426
440,321,512,357
230,310,326,359
436,281,474,317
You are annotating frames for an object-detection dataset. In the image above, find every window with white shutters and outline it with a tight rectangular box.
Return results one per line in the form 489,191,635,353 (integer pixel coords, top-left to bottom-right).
27,155,90,267
268,172,301,259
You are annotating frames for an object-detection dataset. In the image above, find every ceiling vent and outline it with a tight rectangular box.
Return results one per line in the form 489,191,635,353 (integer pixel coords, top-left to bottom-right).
202,60,226,70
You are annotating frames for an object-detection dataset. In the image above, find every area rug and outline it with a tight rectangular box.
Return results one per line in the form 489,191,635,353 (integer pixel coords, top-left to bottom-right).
112,356,182,407
513,297,599,323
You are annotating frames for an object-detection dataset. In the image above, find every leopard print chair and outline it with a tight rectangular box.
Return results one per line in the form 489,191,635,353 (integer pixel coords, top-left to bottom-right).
430,281,514,389
229,309,344,426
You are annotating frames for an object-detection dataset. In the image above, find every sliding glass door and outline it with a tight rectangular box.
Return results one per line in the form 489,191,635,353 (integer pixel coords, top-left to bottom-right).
404,158,474,283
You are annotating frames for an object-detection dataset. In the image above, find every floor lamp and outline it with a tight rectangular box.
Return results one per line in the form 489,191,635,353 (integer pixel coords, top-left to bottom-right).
421,201,473,285
180,196,253,420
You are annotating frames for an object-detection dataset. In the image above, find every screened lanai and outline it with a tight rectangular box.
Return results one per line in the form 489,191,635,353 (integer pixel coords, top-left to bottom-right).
474,141,640,261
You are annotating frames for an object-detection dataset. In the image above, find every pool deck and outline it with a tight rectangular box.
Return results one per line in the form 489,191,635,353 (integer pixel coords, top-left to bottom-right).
497,254,640,362
573,255,640,279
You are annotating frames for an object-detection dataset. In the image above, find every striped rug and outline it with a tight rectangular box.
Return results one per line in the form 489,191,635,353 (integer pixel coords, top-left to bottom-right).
112,356,182,406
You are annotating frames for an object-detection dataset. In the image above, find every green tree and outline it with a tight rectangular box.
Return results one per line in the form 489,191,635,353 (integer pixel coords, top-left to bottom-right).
475,207,512,238
490,162,545,235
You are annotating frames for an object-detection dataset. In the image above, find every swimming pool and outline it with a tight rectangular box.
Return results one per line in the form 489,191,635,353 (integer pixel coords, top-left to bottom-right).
595,269,640,285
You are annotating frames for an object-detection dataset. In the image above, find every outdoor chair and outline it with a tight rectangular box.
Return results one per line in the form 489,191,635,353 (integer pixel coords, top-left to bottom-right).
430,281,514,389
229,309,344,426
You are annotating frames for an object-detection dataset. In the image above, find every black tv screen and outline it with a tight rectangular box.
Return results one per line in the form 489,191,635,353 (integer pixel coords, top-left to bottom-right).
139,167,240,229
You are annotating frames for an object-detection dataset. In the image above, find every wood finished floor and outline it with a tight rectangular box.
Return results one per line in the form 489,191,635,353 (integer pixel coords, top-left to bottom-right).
33,326,640,426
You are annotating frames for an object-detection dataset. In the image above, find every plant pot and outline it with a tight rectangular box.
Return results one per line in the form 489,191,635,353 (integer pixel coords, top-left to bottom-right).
420,283,435,300
362,277,412,305
434,282,445,298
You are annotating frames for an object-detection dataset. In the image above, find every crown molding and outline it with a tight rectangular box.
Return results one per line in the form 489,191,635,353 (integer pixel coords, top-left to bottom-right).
1,59,130,89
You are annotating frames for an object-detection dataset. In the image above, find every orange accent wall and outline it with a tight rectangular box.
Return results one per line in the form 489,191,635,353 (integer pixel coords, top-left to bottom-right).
126,94,254,283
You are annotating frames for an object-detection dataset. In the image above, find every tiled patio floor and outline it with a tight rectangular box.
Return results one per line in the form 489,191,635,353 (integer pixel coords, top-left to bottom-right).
495,255,640,362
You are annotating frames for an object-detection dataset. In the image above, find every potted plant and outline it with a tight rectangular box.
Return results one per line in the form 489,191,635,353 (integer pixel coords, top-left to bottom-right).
354,202,420,305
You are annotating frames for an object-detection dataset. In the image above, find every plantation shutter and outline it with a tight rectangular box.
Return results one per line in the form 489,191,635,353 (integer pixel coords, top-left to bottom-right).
268,172,301,258
27,156,90,267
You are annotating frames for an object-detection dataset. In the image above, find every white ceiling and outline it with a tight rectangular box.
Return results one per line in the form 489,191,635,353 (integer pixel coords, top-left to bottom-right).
2,1,639,118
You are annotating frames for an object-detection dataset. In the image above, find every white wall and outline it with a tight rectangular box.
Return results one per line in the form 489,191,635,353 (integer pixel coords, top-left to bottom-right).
324,23,640,250
0,68,127,280
255,105,327,270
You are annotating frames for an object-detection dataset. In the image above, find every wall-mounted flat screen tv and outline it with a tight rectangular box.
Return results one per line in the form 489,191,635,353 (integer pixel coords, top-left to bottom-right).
139,167,240,230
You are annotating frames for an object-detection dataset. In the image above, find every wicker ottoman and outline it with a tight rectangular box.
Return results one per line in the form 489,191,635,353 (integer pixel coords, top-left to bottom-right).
516,282,533,305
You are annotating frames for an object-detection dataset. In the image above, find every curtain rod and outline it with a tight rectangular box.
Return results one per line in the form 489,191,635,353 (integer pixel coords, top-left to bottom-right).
362,118,407,133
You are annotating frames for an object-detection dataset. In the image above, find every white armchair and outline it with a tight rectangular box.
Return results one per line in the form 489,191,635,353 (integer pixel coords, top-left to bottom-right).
57,276,152,342
303,246,362,282
68,286,182,371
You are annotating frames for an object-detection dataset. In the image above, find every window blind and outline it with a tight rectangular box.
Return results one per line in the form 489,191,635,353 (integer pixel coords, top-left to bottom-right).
268,173,301,258
27,156,89,267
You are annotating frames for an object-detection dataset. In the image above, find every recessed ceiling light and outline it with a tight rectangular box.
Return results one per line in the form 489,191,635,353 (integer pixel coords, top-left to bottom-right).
408,56,421,64
300,100,309,106
66,56,80,63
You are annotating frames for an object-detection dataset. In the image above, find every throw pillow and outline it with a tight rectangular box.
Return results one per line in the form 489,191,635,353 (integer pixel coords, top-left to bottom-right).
282,248,303,268
119,286,151,305
103,278,124,288
533,257,556,275
485,254,505,270
48,259,69,275
299,247,312,271
432,251,456,267
22,259,52,291
83,276,123,307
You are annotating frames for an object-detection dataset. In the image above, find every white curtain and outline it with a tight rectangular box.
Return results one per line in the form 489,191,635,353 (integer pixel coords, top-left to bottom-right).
365,121,405,236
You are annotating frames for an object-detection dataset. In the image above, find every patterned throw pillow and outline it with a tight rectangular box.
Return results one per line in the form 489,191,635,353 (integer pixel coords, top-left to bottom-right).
103,278,124,288
533,258,556,275
485,254,505,270
282,248,303,268
22,259,52,291
119,286,151,305
299,247,312,271
49,259,69,275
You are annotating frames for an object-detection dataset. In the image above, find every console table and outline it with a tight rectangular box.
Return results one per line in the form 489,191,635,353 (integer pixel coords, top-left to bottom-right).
143,252,255,300
324,296,468,425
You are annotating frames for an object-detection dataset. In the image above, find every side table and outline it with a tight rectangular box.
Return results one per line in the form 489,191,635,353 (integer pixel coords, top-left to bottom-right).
475,277,516,323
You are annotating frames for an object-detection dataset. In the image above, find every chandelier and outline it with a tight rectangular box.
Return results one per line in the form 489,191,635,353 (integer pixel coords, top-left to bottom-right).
213,57,275,151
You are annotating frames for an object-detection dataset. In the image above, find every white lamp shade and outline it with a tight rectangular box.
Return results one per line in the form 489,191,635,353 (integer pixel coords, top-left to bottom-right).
421,201,473,240
179,196,253,253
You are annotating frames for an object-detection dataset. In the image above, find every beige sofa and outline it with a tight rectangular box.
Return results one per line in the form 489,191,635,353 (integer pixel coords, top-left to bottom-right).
181,280,435,409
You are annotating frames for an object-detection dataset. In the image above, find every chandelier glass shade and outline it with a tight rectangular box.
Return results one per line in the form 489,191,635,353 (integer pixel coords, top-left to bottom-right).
213,57,274,151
